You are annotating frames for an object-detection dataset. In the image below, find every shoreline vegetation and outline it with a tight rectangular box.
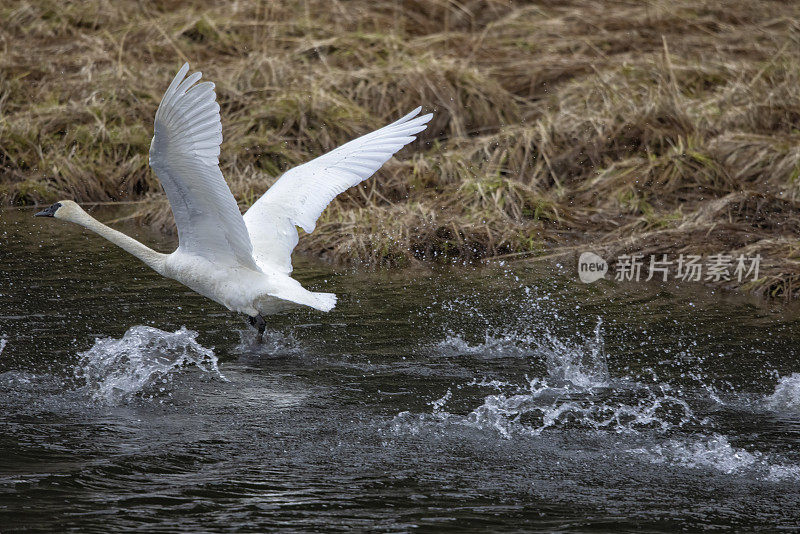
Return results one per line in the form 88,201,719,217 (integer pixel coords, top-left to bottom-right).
2,1,800,298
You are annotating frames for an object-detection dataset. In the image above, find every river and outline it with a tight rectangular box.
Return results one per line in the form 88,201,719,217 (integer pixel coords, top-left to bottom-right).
1,208,799,531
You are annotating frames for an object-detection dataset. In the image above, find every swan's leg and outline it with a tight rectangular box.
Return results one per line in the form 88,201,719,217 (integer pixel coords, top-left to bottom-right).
248,314,267,343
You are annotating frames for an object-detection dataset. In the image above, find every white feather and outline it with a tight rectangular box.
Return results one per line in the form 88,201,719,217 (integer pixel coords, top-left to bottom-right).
149,63,260,271
243,107,433,273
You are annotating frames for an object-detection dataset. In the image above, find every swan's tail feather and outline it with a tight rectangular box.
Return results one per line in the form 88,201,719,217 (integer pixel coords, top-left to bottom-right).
264,279,337,312
313,292,337,312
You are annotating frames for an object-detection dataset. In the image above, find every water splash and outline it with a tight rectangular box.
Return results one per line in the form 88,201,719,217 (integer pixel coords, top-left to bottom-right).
629,435,800,482
397,320,698,438
539,319,609,388
434,331,534,359
234,327,303,358
434,316,609,388
764,373,800,413
429,388,452,413
74,325,225,404
0,370,62,392
460,379,695,438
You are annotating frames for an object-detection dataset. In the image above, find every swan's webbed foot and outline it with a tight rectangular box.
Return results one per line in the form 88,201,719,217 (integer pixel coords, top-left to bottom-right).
247,314,267,343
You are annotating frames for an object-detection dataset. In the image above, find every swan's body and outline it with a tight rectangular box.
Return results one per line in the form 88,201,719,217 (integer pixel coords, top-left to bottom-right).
36,64,432,339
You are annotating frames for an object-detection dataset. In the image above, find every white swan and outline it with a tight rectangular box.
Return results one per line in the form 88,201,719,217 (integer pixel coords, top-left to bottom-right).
35,63,433,341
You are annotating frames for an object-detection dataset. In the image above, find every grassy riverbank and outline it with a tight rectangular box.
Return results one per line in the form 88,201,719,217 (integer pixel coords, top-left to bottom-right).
2,0,800,297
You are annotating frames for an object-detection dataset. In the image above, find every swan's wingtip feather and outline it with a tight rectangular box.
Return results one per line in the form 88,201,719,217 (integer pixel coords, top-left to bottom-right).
243,104,434,274
175,63,190,83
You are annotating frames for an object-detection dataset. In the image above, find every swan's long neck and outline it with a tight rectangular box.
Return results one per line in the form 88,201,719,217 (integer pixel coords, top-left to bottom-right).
64,210,168,274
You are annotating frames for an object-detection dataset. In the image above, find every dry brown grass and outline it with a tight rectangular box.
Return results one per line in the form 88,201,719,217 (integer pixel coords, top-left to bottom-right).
2,0,800,297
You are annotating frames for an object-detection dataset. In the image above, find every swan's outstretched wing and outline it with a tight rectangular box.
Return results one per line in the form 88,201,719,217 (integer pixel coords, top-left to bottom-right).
149,63,259,270
243,107,433,273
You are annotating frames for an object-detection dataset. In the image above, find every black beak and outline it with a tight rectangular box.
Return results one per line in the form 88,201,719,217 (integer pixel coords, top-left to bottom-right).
34,202,62,218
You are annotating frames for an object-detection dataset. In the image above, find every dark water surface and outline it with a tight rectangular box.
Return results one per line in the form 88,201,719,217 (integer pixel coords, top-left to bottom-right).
1,208,800,532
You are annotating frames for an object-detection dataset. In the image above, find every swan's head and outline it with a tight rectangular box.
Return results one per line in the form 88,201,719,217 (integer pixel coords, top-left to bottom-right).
34,200,84,221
